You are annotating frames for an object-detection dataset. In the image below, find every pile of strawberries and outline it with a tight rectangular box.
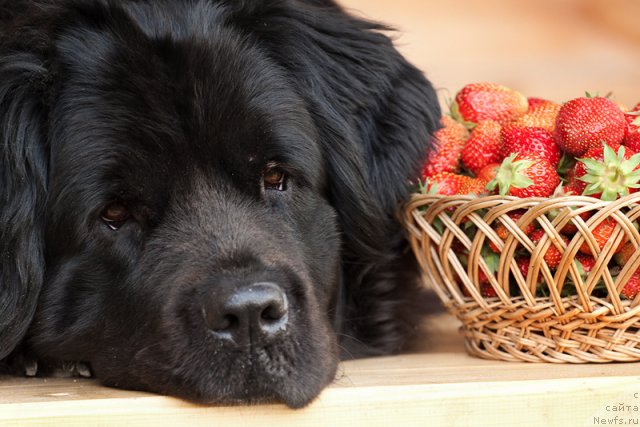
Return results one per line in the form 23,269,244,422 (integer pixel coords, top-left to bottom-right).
419,82,640,299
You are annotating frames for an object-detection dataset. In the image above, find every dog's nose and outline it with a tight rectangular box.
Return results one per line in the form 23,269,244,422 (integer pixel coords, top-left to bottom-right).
204,282,288,346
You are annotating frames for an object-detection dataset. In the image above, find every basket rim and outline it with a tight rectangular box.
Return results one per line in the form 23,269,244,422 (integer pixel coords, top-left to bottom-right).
403,191,640,313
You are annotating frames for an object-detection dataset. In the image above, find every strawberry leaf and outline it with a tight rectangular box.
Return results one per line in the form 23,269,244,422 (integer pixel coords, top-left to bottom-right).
583,182,602,196
603,143,618,164
600,187,620,201
580,174,601,184
626,169,640,182
557,154,576,177
481,246,500,273
575,260,586,278
485,179,499,193
578,157,604,171
449,101,476,130
511,174,534,189
621,154,640,175
432,217,445,235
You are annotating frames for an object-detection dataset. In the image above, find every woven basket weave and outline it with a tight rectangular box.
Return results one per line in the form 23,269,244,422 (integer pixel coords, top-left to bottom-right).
403,192,640,363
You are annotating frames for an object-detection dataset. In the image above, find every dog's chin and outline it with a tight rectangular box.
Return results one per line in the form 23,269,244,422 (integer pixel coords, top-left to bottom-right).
98,356,338,409
193,366,338,409
91,336,340,409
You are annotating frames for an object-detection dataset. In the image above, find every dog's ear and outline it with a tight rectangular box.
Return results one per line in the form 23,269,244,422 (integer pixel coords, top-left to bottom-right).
0,46,50,359
238,1,441,355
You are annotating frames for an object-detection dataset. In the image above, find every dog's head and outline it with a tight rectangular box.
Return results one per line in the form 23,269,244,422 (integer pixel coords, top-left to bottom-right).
0,0,440,408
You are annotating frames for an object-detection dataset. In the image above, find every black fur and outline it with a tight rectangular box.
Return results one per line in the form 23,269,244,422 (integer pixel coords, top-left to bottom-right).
0,0,440,408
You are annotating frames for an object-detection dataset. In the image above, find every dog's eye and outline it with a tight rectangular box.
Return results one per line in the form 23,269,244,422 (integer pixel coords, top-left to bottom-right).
263,165,287,191
101,203,130,230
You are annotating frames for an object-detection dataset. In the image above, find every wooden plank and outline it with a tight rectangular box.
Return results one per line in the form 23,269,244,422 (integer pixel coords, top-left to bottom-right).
3,376,640,426
2,312,640,426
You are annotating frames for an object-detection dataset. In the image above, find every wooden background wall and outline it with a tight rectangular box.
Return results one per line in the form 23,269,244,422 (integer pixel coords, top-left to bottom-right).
338,0,640,108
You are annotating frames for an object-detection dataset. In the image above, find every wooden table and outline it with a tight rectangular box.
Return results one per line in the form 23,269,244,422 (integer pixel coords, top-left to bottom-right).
2,308,640,427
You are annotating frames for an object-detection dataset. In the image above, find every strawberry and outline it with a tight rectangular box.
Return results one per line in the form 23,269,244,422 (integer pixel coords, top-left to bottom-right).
625,122,640,151
529,229,569,269
460,120,503,175
458,177,489,196
515,100,561,133
422,116,469,178
514,256,544,290
561,179,584,196
488,210,536,253
476,267,498,298
470,266,497,298
575,144,640,201
486,153,560,198
557,209,591,235
579,217,626,255
452,82,528,126
554,96,626,156
516,256,530,278
460,274,486,298
614,242,636,266
527,97,551,110
423,172,470,195
424,173,489,196
624,108,640,151
557,165,584,196
575,253,596,275
480,282,497,298
500,123,561,168
621,271,640,299
475,162,501,184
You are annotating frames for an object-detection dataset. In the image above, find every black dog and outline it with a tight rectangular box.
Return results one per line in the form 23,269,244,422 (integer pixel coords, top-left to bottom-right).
0,0,440,408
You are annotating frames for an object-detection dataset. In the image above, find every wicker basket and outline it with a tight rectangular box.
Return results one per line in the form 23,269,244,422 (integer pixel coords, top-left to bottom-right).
403,192,640,363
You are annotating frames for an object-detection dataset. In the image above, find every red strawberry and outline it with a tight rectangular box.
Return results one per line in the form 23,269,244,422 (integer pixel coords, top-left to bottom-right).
558,209,591,235
422,116,469,178
480,282,497,298
624,109,640,151
516,100,561,133
621,271,640,299
625,124,640,151
516,256,530,278
557,166,583,196
614,242,636,267
461,120,503,175
579,217,626,255
424,172,470,195
486,153,560,198
489,210,536,253
475,162,501,183
575,144,640,200
554,96,626,156
575,253,596,275
561,179,584,196
475,268,498,298
527,97,551,110
500,123,561,168
458,177,489,196
529,229,569,269
453,82,528,126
